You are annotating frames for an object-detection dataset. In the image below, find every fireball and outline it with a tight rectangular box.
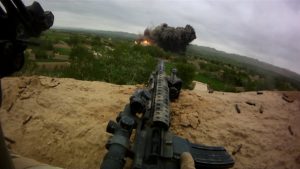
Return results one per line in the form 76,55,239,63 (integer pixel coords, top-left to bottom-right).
135,37,153,46
141,39,151,46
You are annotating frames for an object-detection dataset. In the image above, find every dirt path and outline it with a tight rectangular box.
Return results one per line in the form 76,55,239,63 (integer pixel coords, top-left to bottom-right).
0,76,299,169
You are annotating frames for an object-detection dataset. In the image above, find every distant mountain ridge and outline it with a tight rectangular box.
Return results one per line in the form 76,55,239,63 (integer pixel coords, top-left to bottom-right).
187,45,300,83
53,27,138,40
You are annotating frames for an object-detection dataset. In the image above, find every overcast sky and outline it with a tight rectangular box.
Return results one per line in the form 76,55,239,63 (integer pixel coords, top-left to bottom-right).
23,0,300,74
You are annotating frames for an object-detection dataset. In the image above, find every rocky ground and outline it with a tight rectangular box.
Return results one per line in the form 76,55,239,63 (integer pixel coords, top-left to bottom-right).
0,76,299,169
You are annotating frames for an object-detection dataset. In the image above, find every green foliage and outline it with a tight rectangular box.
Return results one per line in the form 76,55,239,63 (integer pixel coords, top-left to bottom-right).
132,45,169,59
64,45,95,79
175,62,196,89
105,51,156,84
54,47,71,55
187,44,300,91
91,36,103,47
18,30,300,92
67,35,81,46
173,56,187,63
199,62,219,72
40,40,54,50
20,31,157,85
274,77,297,90
164,61,176,75
165,60,196,89
63,43,156,84
34,48,48,59
195,72,236,92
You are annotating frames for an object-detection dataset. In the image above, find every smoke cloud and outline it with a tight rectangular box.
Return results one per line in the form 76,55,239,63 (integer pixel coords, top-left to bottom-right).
144,23,196,53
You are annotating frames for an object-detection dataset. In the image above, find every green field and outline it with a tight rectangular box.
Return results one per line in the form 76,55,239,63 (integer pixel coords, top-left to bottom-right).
17,29,300,92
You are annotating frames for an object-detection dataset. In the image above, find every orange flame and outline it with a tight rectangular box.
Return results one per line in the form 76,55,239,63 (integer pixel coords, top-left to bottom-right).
141,39,151,46
135,38,153,46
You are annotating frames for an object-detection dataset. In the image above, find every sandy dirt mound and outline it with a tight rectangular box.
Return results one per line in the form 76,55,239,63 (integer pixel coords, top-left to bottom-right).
0,76,300,169
192,81,208,92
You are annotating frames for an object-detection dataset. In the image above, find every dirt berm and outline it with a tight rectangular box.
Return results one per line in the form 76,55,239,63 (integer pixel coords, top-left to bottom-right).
0,76,300,169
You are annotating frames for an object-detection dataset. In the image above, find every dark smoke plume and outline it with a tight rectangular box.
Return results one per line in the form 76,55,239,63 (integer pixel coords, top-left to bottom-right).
144,23,196,53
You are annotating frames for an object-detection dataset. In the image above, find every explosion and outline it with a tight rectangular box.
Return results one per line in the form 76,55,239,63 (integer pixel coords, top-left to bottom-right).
142,23,196,53
135,38,153,46
141,39,151,46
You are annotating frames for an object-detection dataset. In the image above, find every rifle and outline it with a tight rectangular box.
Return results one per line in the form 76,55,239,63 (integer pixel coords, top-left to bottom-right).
100,60,234,169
